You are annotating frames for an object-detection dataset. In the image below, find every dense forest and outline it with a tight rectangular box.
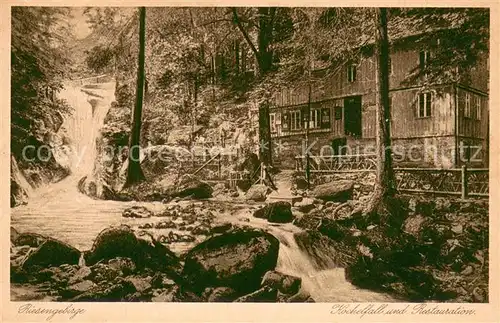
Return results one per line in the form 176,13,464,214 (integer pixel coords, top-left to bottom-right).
10,6,491,305
11,7,489,203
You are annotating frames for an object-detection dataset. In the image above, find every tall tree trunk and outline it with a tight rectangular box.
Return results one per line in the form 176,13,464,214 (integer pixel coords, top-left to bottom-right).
235,40,240,75
257,7,274,167
365,8,396,214
231,7,274,168
124,7,146,187
257,7,274,75
192,75,198,161
258,102,272,166
305,81,312,188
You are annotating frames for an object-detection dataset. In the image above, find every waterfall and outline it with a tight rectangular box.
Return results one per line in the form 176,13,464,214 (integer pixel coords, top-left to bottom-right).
14,79,117,205
267,226,398,302
57,80,116,181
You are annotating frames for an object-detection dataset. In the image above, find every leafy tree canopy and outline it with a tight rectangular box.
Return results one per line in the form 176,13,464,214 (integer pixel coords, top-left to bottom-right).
11,7,75,159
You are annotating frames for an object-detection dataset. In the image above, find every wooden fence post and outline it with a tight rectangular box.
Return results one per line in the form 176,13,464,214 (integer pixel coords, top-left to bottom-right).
218,153,222,179
461,165,468,199
261,162,265,185
219,132,225,180
306,153,311,189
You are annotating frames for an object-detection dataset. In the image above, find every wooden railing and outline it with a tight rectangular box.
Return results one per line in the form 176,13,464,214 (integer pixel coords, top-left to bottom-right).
295,153,377,173
228,170,251,189
395,166,488,199
295,154,489,199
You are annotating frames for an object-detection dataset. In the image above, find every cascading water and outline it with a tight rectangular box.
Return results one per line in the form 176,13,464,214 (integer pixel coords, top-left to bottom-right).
12,78,396,303
11,77,165,252
270,227,397,302
11,78,122,211
57,80,116,179
214,209,398,302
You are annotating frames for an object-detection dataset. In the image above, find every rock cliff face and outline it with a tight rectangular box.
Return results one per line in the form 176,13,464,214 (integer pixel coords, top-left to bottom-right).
10,112,73,207
77,82,131,199
11,156,31,207
78,100,131,199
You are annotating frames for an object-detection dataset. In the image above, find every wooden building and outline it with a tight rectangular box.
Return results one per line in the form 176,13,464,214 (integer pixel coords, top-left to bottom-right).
266,31,489,169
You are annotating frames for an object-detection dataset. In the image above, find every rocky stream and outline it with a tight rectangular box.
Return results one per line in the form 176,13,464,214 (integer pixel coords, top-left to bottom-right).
10,80,488,303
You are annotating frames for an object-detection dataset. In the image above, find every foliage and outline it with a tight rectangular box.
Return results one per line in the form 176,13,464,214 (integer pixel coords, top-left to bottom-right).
393,8,490,86
79,7,489,147
11,7,74,160
85,45,115,74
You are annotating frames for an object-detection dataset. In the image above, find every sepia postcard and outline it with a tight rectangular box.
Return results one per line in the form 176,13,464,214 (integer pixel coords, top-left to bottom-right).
1,1,499,322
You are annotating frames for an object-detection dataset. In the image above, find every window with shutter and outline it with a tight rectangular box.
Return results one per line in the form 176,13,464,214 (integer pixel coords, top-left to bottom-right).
282,112,290,131
465,93,471,118
418,93,432,118
419,50,430,70
476,96,481,120
269,113,277,133
290,110,301,130
301,106,308,128
309,109,321,129
334,106,342,120
419,51,425,70
425,92,431,117
419,94,425,117
321,108,332,128
347,64,357,83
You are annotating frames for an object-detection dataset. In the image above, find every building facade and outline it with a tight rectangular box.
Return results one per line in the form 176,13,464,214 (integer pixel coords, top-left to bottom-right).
266,35,489,170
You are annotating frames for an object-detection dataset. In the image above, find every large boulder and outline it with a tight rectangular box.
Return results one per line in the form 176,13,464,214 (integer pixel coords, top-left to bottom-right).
84,225,138,265
171,174,213,199
84,225,182,276
295,198,316,213
13,232,48,247
253,201,294,223
62,280,96,299
261,270,301,295
345,256,441,302
182,229,280,294
211,222,233,234
125,276,153,293
294,176,309,190
33,264,80,286
21,238,80,271
317,218,348,241
107,257,137,275
245,184,270,202
312,180,354,202
87,263,121,283
70,277,137,302
403,214,429,238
